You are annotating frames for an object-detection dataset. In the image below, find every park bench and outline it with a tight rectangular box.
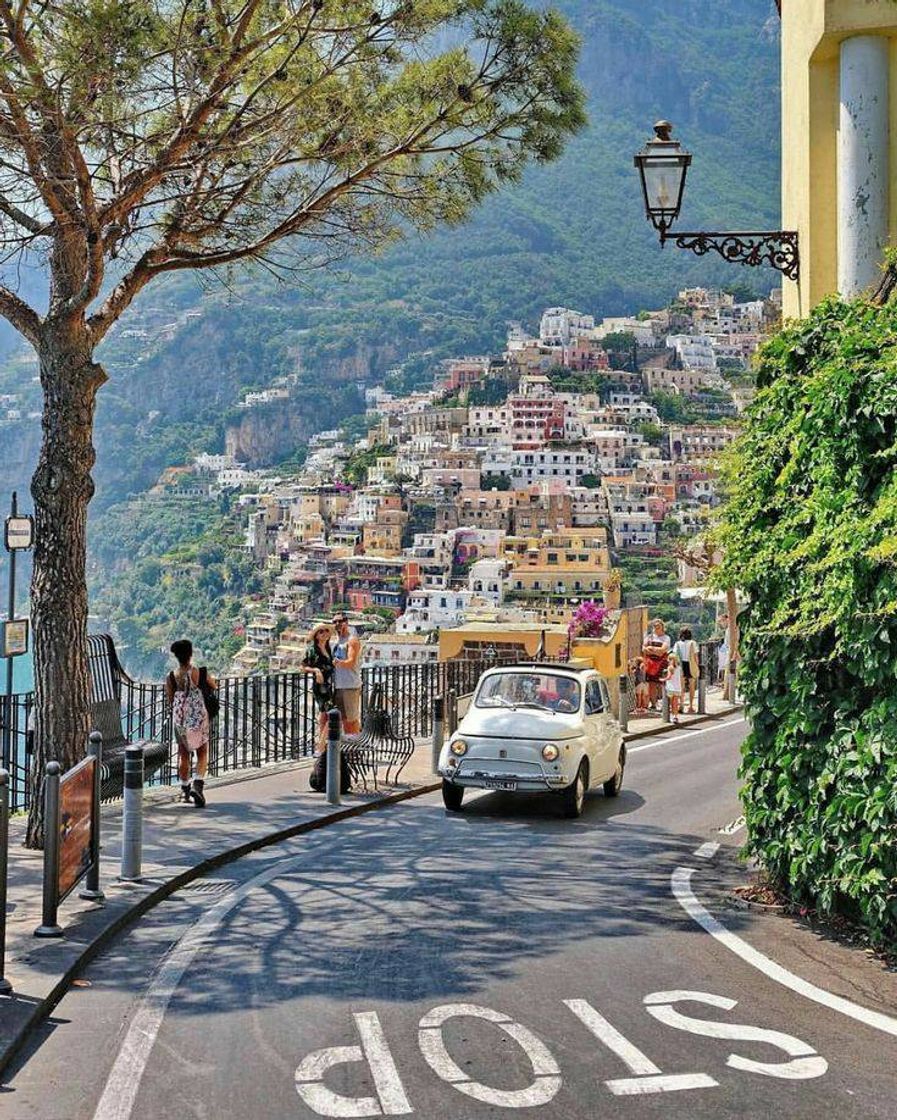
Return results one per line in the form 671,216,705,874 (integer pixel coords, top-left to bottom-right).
341,682,416,790
87,634,170,799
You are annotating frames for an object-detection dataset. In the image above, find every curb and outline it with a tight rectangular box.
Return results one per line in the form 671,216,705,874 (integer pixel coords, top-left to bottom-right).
0,778,441,1082
623,705,744,742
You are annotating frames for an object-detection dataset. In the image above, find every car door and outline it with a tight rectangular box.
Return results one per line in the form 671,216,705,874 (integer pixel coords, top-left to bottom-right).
583,677,618,783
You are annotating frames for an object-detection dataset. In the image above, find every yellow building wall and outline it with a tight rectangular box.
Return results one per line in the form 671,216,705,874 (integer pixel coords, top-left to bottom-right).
438,627,569,662
782,1,897,318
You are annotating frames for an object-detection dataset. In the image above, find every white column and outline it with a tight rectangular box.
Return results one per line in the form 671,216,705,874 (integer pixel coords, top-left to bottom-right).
839,36,890,296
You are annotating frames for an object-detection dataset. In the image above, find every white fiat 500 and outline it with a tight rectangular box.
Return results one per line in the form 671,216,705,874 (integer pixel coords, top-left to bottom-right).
438,665,626,818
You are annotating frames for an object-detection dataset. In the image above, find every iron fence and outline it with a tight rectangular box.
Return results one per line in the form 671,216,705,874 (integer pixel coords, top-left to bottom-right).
1,658,508,812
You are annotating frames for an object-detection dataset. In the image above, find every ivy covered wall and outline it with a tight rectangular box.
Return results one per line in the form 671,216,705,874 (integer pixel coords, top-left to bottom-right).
714,297,897,945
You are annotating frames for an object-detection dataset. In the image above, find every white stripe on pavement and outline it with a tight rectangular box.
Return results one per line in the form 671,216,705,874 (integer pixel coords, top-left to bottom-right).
93,851,312,1120
628,717,745,753
694,842,720,860
672,866,897,1039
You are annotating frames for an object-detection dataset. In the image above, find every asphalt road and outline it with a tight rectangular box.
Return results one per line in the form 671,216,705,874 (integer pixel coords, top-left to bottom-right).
4,715,897,1119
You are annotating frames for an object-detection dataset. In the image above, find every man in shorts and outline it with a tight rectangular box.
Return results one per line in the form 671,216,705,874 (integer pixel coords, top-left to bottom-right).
331,614,362,734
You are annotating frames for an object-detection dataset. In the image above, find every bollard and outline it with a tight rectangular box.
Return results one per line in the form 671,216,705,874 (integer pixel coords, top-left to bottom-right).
447,689,457,738
727,658,737,705
35,761,63,937
120,745,144,882
617,675,629,733
326,709,341,807
431,695,445,776
80,731,105,901
661,689,671,724
698,647,707,715
0,769,11,991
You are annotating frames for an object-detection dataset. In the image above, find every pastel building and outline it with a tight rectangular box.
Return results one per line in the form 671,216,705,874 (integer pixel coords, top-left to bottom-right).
779,1,897,316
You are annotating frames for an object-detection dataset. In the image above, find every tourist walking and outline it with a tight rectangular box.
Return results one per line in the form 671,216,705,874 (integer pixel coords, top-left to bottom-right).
673,627,700,714
331,613,362,734
642,618,671,710
165,639,217,808
302,622,335,751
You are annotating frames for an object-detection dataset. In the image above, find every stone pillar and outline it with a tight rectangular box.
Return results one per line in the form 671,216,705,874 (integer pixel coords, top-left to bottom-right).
839,36,890,297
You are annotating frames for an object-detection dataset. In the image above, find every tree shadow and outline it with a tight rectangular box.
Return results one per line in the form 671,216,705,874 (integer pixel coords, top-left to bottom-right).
111,791,756,1020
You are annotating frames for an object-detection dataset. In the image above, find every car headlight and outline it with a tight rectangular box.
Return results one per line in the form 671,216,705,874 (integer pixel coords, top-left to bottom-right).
542,743,560,761
450,739,469,756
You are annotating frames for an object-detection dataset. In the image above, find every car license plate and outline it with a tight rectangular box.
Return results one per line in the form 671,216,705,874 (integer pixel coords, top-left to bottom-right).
484,779,517,791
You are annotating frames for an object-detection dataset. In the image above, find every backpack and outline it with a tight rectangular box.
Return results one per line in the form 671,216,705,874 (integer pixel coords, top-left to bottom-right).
170,671,208,738
198,666,219,721
308,746,351,794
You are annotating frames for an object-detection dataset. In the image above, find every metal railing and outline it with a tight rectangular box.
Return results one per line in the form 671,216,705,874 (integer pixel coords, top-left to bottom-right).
2,657,508,812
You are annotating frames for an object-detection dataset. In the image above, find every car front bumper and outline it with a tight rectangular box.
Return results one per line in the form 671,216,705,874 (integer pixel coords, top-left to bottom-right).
439,758,571,792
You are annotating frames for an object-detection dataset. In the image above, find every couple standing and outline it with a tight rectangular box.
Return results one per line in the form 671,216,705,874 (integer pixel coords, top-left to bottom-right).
302,613,362,749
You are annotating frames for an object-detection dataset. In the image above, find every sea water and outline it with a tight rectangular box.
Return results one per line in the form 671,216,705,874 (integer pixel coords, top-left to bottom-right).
0,649,33,694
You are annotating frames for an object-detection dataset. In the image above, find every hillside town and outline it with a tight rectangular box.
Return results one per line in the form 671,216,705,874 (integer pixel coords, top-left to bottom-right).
149,286,779,675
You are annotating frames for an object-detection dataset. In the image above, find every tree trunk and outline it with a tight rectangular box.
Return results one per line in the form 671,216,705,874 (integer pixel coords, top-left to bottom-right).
25,324,105,848
726,586,739,704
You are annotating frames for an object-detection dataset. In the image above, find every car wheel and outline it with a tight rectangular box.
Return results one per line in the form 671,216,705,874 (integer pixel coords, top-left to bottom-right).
562,761,588,819
442,780,464,812
603,746,626,798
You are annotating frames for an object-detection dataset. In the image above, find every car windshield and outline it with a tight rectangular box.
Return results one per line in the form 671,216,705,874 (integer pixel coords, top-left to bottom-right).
476,672,581,712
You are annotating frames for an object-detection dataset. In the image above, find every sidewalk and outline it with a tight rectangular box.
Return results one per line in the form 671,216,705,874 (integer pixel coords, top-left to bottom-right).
0,700,742,1079
623,688,742,740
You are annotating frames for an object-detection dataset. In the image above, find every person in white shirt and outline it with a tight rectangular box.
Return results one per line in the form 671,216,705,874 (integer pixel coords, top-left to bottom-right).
663,653,683,723
673,627,700,714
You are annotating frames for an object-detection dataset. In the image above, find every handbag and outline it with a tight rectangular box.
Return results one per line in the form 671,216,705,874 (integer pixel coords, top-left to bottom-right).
198,666,220,721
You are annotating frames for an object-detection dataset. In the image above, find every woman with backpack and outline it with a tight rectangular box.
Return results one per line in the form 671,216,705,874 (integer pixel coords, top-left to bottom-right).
165,639,217,807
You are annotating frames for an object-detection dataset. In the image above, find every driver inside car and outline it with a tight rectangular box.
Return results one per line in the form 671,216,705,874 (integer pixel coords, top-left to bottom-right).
547,678,579,712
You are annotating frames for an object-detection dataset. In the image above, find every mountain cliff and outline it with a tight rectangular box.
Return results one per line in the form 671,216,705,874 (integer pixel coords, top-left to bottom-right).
1,0,781,517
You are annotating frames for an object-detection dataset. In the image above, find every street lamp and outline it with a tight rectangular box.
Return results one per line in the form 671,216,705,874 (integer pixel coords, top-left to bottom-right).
634,121,799,281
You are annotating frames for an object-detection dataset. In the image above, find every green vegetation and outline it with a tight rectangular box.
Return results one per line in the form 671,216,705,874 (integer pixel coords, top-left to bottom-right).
714,297,897,946
89,498,263,679
341,443,394,487
648,390,699,424
636,421,665,447
547,366,612,399
617,551,714,636
481,473,512,491
600,331,638,371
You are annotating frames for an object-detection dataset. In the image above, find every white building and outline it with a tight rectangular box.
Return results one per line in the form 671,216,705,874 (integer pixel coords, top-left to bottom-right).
480,448,597,486
666,334,718,371
395,587,476,634
540,307,595,347
467,558,507,605
363,633,439,665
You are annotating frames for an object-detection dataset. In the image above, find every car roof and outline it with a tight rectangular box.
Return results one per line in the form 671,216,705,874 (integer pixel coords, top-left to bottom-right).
484,663,594,674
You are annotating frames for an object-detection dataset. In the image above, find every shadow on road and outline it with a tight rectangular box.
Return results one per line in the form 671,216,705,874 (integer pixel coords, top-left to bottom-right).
77,789,746,1019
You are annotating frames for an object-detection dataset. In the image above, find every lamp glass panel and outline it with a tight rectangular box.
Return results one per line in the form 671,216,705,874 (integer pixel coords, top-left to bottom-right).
642,157,686,215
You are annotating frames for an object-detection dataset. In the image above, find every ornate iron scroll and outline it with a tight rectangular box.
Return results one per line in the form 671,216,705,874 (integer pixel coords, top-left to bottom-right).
664,230,800,282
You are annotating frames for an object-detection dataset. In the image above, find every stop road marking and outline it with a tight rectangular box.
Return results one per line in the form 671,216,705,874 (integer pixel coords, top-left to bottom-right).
294,991,827,1116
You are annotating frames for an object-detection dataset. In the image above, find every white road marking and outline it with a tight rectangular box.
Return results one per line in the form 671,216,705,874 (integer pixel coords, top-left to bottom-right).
93,849,323,1120
644,991,827,1080
418,1003,561,1108
694,842,720,860
628,717,745,753
672,867,897,1039
605,1072,720,1096
295,1012,412,1117
718,816,746,836
565,998,717,1096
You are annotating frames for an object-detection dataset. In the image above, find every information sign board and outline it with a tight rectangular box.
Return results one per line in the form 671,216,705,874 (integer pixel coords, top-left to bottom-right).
4,514,33,551
58,756,96,902
1,618,28,658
